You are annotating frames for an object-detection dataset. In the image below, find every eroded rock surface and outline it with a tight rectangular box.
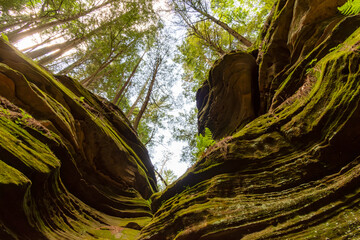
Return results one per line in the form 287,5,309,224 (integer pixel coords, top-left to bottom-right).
140,0,360,239
197,52,259,139
1,0,360,239
0,40,156,239
257,0,352,112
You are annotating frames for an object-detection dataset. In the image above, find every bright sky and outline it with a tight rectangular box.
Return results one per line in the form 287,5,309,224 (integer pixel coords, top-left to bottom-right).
151,80,194,177
150,0,193,177
16,36,35,50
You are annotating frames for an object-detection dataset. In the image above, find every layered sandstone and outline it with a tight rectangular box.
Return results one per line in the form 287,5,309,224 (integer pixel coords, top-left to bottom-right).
140,0,360,239
1,0,360,239
0,40,156,239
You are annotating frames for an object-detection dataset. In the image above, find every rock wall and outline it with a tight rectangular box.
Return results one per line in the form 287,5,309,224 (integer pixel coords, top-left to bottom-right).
0,40,156,239
196,52,259,140
140,0,360,239
1,0,360,239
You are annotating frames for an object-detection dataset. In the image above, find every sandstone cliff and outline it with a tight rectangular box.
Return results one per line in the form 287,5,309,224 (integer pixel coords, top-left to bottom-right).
0,39,157,239
141,0,360,239
1,0,360,239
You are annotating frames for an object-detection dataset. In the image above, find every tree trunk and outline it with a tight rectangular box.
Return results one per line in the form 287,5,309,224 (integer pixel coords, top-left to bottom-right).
187,0,252,47
189,26,226,55
22,34,63,52
27,16,120,61
86,69,114,91
133,57,161,131
81,52,118,87
57,49,96,75
178,10,226,55
154,168,168,187
81,40,136,87
112,51,146,105
0,20,30,33
27,38,80,59
126,77,150,118
8,0,114,43
37,37,85,65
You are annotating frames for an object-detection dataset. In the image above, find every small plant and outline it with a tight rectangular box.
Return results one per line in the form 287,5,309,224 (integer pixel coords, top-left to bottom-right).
1,33,9,42
305,58,318,74
20,109,32,120
338,0,360,15
15,109,32,125
194,127,215,158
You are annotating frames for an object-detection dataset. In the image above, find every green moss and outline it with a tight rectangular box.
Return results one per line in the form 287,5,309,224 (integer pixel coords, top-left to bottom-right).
0,116,60,173
0,160,30,185
31,84,76,133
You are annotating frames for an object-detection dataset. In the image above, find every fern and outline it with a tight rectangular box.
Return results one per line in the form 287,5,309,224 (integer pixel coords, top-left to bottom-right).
338,0,360,15
194,128,215,158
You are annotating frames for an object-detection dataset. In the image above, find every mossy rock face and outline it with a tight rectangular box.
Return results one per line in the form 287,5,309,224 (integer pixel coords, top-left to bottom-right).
0,39,156,239
1,0,360,239
140,1,360,239
257,0,350,113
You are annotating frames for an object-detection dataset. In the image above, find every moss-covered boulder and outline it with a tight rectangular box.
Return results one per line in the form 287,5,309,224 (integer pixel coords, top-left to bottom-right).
140,0,360,239
0,39,157,239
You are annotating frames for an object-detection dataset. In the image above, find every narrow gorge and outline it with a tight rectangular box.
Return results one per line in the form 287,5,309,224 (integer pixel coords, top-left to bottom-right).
1,0,360,239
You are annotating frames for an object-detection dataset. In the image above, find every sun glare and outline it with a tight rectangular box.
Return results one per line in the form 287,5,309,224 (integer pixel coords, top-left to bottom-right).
15,36,38,51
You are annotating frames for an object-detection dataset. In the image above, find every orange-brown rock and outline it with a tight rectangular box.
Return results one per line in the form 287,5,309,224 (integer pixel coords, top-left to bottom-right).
197,52,259,139
0,40,156,239
1,0,360,239
140,0,360,239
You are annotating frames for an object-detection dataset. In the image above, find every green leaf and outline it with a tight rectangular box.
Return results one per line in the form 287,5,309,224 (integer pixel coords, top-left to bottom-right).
194,127,215,158
338,0,360,15
1,33,9,42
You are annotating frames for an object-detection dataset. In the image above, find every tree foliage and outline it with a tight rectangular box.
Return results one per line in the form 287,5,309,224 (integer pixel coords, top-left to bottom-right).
171,0,276,164
0,0,177,149
171,0,276,92
0,0,280,177
194,127,215,159
154,152,178,191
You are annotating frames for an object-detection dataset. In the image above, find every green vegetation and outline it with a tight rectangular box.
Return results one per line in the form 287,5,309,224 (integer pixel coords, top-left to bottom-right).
0,0,173,149
1,33,9,42
171,0,276,165
194,127,215,159
14,109,32,125
339,0,360,15
173,0,276,90
0,0,278,186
